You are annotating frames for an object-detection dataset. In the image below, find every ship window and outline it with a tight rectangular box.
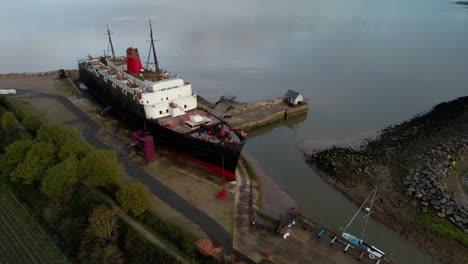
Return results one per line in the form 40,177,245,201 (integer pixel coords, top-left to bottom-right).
159,111,162,115
179,94,180,97
184,104,187,109
166,109,169,113
166,97,168,100
147,101,149,103
161,98,163,101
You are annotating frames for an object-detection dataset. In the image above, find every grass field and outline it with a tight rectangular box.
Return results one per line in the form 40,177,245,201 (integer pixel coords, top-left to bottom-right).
0,186,68,264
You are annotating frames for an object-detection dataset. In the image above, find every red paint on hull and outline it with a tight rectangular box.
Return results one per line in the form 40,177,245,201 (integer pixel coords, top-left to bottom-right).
176,151,236,181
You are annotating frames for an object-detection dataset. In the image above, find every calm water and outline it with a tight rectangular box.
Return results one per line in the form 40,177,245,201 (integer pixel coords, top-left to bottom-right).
2,0,468,263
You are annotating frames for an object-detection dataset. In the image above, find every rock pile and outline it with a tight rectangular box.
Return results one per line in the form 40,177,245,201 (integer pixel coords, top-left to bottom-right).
403,137,468,230
306,96,468,232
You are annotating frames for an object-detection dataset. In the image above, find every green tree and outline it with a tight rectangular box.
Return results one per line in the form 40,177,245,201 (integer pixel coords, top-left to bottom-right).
22,113,42,132
37,123,79,146
11,141,57,184
0,139,33,178
88,206,119,244
1,112,16,129
80,150,120,188
36,122,90,161
116,183,149,216
58,139,90,161
98,244,125,264
40,156,80,201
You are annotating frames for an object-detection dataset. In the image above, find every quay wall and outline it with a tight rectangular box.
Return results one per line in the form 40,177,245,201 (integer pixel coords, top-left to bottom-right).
231,103,308,131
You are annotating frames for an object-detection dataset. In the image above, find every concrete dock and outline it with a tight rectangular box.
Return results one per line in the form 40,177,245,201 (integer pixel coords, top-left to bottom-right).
198,96,308,131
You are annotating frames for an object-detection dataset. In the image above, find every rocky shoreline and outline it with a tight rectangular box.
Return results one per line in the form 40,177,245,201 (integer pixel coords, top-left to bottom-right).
305,96,468,263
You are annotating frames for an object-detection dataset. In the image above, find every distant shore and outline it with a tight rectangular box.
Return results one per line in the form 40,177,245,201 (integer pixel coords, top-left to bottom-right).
305,96,468,264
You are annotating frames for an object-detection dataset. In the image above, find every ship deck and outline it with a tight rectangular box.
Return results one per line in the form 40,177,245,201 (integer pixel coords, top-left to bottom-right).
156,109,219,134
108,58,172,82
156,109,242,144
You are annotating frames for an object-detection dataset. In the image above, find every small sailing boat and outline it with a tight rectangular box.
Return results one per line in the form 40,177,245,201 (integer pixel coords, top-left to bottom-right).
341,187,386,260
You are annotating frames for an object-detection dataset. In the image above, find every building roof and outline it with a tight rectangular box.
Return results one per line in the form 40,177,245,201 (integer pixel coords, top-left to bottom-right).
284,89,301,99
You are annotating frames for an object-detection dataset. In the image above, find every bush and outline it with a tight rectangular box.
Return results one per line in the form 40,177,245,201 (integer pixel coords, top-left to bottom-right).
22,114,42,132
1,111,16,129
11,141,57,184
80,150,120,188
0,138,33,178
37,123,79,146
123,230,180,264
88,206,119,244
116,183,149,216
138,211,196,259
58,140,91,161
40,156,80,201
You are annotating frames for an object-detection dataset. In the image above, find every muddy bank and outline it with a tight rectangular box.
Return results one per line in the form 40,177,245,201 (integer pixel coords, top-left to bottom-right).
305,96,468,264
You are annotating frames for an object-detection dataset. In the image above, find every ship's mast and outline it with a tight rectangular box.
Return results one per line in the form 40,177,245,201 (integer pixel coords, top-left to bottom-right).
107,24,116,59
149,19,160,75
360,187,377,241
342,187,375,234
145,19,160,81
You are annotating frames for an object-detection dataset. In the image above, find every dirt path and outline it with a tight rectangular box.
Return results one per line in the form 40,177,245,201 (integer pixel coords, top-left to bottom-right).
85,184,189,264
447,155,468,209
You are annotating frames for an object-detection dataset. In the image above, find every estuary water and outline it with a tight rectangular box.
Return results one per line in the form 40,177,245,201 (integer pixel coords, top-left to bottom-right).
2,0,468,263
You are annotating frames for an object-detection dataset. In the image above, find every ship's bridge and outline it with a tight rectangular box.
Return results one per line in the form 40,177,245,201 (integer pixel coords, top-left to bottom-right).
140,77,197,120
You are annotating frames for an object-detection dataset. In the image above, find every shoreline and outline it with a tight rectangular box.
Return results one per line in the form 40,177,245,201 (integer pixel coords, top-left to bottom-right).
241,151,298,218
305,96,468,263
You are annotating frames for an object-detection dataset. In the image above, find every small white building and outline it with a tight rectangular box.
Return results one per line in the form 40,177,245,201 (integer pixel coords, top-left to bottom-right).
284,90,303,105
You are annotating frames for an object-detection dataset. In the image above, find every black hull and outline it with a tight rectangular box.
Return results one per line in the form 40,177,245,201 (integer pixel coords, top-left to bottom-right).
79,65,244,180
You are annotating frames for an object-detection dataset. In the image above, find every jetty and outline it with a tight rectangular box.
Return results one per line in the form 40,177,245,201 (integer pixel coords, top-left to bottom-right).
275,208,395,264
198,91,308,132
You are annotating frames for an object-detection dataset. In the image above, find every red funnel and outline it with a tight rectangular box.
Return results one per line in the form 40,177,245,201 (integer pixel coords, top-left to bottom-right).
126,47,143,73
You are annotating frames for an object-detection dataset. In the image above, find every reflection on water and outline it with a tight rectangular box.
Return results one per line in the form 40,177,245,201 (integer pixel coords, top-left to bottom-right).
246,112,308,138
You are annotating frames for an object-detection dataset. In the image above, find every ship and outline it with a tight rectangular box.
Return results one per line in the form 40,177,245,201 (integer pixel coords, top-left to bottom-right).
78,22,245,181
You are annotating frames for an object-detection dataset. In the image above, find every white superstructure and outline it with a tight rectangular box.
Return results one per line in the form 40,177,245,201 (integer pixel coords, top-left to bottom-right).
139,77,197,119
85,58,197,120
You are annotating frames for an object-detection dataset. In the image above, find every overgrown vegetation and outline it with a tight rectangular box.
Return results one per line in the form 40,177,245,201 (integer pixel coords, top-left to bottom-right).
419,214,468,248
121,221,181,264
0,97,180,263
0,95,216,263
